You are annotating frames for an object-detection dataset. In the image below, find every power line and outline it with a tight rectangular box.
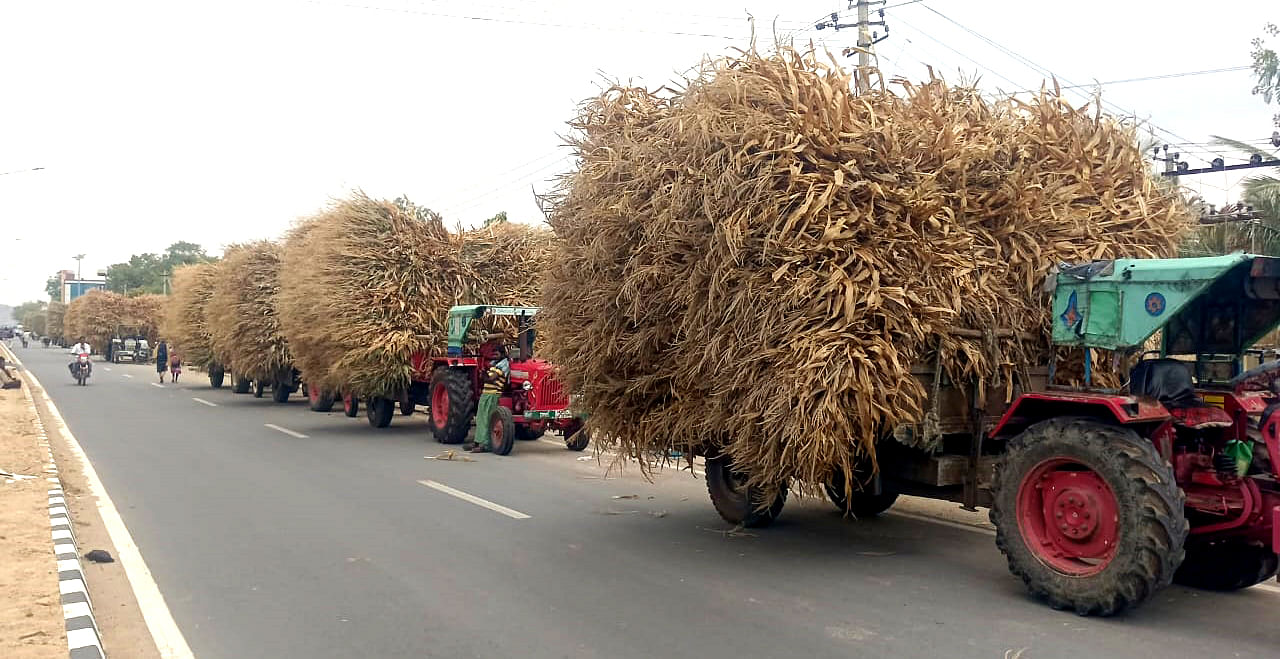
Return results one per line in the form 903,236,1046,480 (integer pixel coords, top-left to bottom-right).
1043,65,1253,91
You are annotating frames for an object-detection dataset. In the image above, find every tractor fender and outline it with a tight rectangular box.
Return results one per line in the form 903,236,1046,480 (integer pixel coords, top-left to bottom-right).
990,392,1170,441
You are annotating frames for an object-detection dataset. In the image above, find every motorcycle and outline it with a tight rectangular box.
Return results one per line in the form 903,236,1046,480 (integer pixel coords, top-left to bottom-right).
72,353,91,386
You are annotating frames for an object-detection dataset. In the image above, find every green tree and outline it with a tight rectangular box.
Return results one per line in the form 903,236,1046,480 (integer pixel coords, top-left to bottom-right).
484,211,509,227
105,241,213,295
13,300,46,320
45,275,61,300
1253,22,1279,127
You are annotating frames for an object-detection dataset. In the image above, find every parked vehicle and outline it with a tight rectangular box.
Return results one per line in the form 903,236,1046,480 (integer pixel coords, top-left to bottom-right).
701,254,1280,616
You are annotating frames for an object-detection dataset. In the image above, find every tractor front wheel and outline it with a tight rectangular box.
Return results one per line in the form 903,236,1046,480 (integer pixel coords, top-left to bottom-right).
1174,540,1279,591
490,406,515,456
233,376,251,394
429,369,474,444
253,381,265,398
564,426,589,451
705,455,786,528
271,380,291,403
343,393,360,417
309,386,335,412
367,396,395,428
990,417,1187,616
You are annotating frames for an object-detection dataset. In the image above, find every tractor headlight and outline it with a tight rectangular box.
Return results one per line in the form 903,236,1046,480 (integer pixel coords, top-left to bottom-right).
522,380,533,391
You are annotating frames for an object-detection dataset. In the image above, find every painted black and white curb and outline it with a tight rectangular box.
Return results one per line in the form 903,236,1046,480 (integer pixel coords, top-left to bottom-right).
19,367,106,659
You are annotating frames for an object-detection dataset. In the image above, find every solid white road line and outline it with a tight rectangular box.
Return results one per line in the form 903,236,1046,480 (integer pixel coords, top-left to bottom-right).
11,355,194,658
264,423,308,439
886,509,997,537
191,398,217,407
417,480,531,519
149,382,164,388
103,367,112,371
122,373,133,378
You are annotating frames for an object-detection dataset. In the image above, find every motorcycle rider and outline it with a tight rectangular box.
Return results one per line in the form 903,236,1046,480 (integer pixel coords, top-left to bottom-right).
68,337,93,377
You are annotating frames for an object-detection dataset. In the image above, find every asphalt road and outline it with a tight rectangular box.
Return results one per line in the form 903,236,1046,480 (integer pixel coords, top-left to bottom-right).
10,343,1280,658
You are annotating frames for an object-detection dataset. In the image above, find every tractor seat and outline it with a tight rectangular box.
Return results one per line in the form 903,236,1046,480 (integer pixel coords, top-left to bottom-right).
1129,359,1233,429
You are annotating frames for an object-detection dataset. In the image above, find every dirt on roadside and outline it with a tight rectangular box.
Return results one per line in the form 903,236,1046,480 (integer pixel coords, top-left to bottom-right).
0,386,65,658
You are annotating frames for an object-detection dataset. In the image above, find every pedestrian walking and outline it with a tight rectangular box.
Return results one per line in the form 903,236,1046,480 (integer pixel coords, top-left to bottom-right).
169,351,182,382
155,340,169,383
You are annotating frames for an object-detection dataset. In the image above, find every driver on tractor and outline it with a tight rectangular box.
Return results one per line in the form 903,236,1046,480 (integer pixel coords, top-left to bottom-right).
466,343,510,453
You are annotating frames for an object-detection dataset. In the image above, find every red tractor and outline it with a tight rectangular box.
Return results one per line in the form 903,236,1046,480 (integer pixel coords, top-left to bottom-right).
324,305,586,455
703,254,1280,615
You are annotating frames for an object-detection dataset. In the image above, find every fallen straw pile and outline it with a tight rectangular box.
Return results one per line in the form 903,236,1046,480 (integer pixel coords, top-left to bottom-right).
278,193,470,397
164,263,221,369
207,241,292,383
540,47,1191,497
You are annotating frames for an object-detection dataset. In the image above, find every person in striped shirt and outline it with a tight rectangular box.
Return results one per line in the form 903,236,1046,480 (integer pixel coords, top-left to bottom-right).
469,345,510,453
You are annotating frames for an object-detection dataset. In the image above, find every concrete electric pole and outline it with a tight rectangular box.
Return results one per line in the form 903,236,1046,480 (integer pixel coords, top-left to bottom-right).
814,1,891,93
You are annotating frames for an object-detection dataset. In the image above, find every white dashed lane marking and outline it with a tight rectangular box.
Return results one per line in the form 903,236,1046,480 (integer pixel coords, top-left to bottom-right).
417,480,531,519
264,423,308,439
192,398,217,407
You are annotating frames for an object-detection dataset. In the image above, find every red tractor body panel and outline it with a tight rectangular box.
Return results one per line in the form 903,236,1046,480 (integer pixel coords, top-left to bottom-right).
989,391,1171,440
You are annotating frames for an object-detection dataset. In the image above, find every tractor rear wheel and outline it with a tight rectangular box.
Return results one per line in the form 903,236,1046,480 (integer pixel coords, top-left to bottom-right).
253,381,264,398
399,396,414,416
233,376,251,394
308,386,335,412
430,369,474,444
367,396,394,428
208,365,225,389
343,393,359,417
704,455,786,528
271,381,291,403
990,417,1187,616
825,476,898,518
489,406,515,456
1174,540,1279,591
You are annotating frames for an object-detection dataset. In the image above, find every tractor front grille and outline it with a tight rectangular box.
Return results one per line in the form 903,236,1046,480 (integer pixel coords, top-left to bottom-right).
533,375,568,410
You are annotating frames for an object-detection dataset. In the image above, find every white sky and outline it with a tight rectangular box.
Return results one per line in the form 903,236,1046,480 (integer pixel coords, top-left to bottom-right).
1,0,1276,304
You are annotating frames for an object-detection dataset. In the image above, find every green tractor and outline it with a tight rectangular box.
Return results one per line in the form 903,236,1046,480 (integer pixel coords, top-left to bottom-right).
704,254,1280,615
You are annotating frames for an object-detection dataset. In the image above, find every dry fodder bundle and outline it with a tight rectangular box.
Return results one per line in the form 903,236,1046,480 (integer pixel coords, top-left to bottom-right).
458,222,556,306
207,241,291,382
123,294,165,342
278,193,469,397
164,263,221,368
540,46,1191,497
64,290,127,352
46,302,65,341
23,310,48,337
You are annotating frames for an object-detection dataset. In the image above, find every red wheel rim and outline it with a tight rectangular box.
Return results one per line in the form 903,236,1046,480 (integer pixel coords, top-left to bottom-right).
343,393,355,413
491,418,503,445
309,386,319,403
431,385,449,427
1016,458,1120,576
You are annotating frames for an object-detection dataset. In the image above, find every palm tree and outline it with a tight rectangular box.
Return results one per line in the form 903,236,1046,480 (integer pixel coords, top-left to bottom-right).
1177,136,1280,257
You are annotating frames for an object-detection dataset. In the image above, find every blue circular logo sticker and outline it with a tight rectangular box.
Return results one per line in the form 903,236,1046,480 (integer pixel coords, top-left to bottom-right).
1145,292,1166,316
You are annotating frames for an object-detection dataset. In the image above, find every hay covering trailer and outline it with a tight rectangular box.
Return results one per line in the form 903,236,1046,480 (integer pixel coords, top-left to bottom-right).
322,305,586,454
705,254,1280,615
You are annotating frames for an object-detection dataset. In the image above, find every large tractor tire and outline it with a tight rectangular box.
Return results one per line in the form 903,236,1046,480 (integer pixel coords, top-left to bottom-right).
399,396,414,416
515,426,545,441
825,475,898,518
990,417,1187,616
308,387,335,412
233,376,252,394
430,368,474,445
343,393,360,418
367,396,395,428
1174,540,1279,591
704,455,787,528
253,381,265,398
208,365,225,389
489,406,515,456
271,380,291,403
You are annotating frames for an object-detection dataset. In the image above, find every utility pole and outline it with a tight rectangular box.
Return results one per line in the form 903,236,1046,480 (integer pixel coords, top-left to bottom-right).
73,254,85,280
814,0,890,93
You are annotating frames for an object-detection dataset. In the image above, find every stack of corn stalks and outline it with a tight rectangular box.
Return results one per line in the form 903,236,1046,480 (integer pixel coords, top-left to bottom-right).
46,302,65,343
458,222,555,306
64,290,126,353
539,47,1192,498
278,193,470,398
22,310,48,337
164,263,221,369
123,294,165,342
207,241,292,383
